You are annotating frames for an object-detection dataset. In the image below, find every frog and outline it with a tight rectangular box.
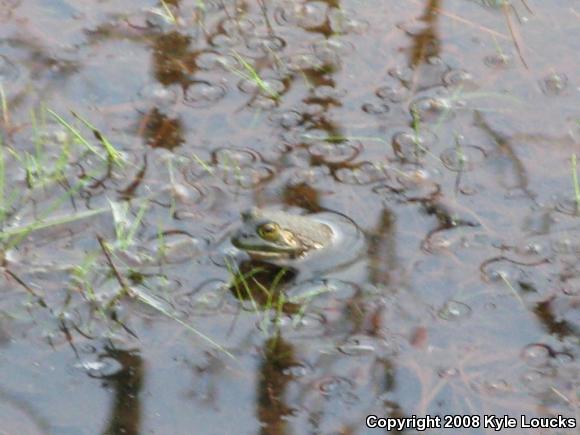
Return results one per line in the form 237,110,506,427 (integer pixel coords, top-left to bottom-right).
230,207,364,271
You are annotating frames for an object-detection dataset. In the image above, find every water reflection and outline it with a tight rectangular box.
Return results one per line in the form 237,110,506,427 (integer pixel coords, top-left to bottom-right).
256,334,297,435
100,346,143,435
407,0,441,67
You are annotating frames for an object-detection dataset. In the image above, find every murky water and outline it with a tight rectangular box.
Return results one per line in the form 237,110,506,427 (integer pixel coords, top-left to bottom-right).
0,0,579,434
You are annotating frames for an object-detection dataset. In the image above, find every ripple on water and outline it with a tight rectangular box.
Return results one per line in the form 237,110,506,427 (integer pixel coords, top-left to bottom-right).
540,73,569,96
183,81,226,108
440,145,487,172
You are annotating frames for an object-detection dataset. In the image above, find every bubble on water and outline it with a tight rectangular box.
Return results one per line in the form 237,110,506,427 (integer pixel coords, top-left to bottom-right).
246,35,286,54
259,311,326,337
175,279,229,315
540,73,568,95
287,165,332,186
329,9,369,34
438,367,460,379
376,84,408,103
555,196,580,216
337,335,377,356
184,81,226,107
395,167,440,198
214,147,258,167
553,351,574,366
440,145,486,172
335,161,389,185
319,376,354,396
249,96,278,110
396,20,429,37
410,96,454,123
222,17,256,36
513,240,547,261
392,129,437,161
288,279,358,304
75,357,124,378
551,237,580,255
521,368,555,393
314,85,346,100
312,38,354,66
196,52,237,71
484,53,512,68
270,110,303,129
136,83,179,110
155,234,208,264
210,33,244,48
221,165,274,188
438,300,472,320
282,363,313,377
521,343,552,367
362,102,390,115
238,77,285,97
0,55,20,82
443,69,478,90
483,379,510,395
309,140,360,164
559,277,580,296
282,51,324,72
278,2,329,29
388,65,414,83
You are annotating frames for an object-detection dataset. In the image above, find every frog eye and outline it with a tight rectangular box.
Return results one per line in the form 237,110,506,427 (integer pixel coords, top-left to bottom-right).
258,222,280,241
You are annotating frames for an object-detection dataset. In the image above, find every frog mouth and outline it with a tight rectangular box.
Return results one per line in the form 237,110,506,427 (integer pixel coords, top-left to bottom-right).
242,248,294,259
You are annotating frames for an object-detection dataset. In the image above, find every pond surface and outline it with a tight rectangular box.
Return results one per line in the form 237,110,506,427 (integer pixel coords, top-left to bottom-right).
0,0,579,434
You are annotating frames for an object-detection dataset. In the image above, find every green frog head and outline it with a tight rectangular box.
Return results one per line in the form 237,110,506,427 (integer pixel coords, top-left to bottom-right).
231,208,334,260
